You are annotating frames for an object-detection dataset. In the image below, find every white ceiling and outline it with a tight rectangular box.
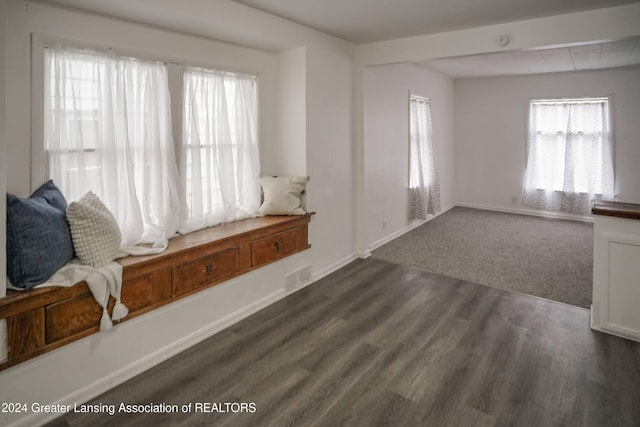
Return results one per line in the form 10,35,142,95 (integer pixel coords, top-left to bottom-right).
41,0,640,76
421,36,640,79
231,0,639,44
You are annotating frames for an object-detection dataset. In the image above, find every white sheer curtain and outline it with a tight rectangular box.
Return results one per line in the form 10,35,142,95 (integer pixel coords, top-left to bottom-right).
44,47,186,247
522,98,614,215
409,95,440,220
180,68,260,233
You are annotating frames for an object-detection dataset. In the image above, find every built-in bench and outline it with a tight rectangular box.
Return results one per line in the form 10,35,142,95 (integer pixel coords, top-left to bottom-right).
0,214,313,371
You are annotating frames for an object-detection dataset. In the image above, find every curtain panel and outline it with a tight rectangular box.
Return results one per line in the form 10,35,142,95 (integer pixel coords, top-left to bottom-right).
179,68,261,234
522,99,614,215
44,47,186,247
409,95,440,220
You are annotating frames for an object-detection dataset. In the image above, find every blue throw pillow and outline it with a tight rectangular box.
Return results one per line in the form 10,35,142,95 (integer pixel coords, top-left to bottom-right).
6,180,75,290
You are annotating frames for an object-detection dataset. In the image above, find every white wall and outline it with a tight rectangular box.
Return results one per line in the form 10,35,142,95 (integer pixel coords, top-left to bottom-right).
305,41,356,275
44,0,340,53
455,66,640,212
267,47,307,176
0,1,355,426
363,63,455,249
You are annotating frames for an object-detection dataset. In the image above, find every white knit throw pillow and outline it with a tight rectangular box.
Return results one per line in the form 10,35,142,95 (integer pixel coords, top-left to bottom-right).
66,192,122,267
258,176,308,216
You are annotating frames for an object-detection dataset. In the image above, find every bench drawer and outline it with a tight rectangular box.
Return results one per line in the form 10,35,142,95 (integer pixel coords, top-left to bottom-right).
172,247,241,297
45,293,103,343
44,273,160,343
251,227,303,267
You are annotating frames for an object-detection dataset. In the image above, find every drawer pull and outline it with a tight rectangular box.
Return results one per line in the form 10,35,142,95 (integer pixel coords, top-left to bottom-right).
273,241,281,252
206,263,214,274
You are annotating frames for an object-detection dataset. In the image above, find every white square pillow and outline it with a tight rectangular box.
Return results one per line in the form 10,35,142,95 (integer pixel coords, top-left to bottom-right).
258,176,308,216
66,192,122,267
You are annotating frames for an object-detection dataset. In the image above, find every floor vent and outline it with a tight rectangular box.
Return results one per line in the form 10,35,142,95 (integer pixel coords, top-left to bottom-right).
285,265,313,293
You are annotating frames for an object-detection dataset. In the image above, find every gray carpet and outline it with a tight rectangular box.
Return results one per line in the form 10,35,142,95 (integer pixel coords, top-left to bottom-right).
372,207,593,308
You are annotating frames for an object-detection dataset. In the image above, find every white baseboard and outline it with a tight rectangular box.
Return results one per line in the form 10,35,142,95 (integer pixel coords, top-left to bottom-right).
590,308,640,344
312,253,358,282
368,203,455,252
369,220,425,252
455,202,594,223
9,289,286,427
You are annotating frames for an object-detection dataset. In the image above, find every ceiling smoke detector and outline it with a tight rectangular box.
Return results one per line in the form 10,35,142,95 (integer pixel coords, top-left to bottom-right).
496,35,510,47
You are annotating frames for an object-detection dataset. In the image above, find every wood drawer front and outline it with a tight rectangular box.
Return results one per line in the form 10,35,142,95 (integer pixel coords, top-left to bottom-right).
116,273,155,314
173,247,240,297
251,227,302,267
8,309,45,359
45,294,102,343
44,274,157,344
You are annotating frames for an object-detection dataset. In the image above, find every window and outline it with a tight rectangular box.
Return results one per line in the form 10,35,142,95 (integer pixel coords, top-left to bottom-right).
522,98,614,215
181,68,260,233
44,47,186,247
44,50,102,199
43,46,261,242
409,95,440,219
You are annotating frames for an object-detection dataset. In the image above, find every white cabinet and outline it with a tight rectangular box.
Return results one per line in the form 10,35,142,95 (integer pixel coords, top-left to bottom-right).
591,203,640,342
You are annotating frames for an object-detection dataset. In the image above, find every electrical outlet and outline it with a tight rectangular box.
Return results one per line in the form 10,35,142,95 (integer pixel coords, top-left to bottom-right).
382,219,387,230
511,196,517,204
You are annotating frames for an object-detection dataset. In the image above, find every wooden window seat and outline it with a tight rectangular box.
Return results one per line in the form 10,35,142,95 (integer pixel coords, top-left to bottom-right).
0,214,313,371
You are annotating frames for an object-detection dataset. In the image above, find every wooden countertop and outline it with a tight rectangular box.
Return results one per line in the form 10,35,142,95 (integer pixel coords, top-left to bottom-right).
592,201,640,221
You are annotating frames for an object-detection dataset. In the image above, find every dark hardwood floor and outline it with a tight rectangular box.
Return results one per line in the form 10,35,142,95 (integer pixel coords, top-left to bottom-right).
49,258,640,427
